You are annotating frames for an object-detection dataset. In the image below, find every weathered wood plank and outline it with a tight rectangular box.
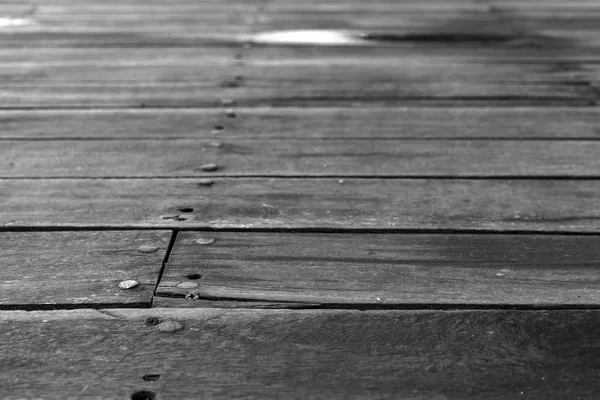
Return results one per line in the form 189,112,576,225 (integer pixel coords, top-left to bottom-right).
3,139,600,178
1,178,599,231
257,0,600,48
0,16,598,107
0,231,170,308
1,108,600,140
159,232,600,305
240,50,599,106
2,308,600,399
1,50,597,107
1,0,600,47
1,68,596,107
0,1,258,46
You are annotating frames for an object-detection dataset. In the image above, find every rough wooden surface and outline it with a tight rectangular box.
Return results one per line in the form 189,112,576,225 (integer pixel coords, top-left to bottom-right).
1,108,600,140
158,232,600,305
0,0,599,106
4,139,600,178
2,308,600,399
0,231,171,309
1,0,599,397
1,0,599,46
0,1,258,46
2,178,599,231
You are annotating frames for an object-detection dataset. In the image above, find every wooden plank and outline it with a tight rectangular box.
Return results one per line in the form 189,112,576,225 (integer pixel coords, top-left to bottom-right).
3,139,600,178
158,232,600,306
1,49,598,107
241,0,600,106
1,66,596,107
2,308,600,398
2,108,600,140
0,47,238,82
0,231,171,308
1,0,600,47
257,0,600,46
0,1,258,46
240,51,599,106
1,178,599,231
0,24,598,107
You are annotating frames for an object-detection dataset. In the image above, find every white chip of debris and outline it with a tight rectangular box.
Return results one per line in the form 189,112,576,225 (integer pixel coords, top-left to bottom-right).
249,30,365,45
0,17,34,28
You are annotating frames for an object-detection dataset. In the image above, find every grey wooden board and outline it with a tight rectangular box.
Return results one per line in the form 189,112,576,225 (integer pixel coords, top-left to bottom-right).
0,1,259,46
159,232,600,305
2,308,600,399
2,108,600,140
2,0,600,47
3,139,600,178
1,178,599,231
1,56,597,107
0,9,599,107
0,231,170,308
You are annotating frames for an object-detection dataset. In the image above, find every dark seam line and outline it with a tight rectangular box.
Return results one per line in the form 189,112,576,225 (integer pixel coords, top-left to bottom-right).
0,100,594,111
151,295,600,311
151,230,179,303
2,175,600,180
4,302,600,312
3,137,600,141
1,227,600,235
0,302,151,311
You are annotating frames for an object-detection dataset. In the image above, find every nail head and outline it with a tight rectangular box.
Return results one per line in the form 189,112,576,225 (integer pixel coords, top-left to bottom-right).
185,292,201,301
177,282,199,289
200,163,218,172
119,279,140,290
137,245,159,253
144,317,161,326
157,320,184,333
197,178,214,186
195,238,216,245
142,374,161,382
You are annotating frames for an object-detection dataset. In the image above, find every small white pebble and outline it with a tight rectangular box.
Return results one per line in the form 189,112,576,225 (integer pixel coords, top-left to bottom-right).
250,30,363,46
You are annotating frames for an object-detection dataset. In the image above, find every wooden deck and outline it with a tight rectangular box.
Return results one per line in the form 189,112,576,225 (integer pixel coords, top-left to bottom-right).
2,1,600,398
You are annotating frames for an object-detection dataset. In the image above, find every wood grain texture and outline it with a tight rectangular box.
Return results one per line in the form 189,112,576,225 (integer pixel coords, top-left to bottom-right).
3,139,600,177
1,178,599,231
0,1,258,46
1,0,599,47
242,49,600,106
1,51,598,107
1,107,600,140
1,1,599,106
0,231,170,308
2,308,600,399
159,231,600,305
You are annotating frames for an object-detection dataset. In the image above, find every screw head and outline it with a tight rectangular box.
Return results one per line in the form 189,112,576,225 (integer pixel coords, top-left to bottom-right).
119,279,140,290
144,317,161,326
195,238,216,245
157,320,184,333
137,245,159,253
197,178,214,186
200,163,218,172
